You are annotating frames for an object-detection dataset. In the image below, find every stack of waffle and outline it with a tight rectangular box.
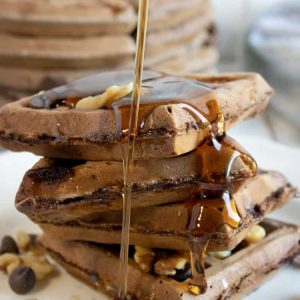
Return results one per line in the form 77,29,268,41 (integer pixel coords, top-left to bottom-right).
0,0,217,104
0,70,299,299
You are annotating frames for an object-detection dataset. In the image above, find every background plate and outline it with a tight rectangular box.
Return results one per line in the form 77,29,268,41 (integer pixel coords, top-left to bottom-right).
0,136,299,300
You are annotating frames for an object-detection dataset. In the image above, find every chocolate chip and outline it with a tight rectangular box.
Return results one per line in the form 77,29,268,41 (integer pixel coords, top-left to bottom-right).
9,266,36,295
169,263,192,282
0,236,19,255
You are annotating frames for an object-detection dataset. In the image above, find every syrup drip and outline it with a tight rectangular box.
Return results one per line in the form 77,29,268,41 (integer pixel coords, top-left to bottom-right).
188,237,209,294
185,134,256,294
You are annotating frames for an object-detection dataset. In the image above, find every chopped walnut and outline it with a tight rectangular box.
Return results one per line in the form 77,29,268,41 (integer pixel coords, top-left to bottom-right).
6,260,21,275
133,246,155,273
0,253,20,270
245,225,266,244
75,82,133,110
154,254,188,276
189,284,201,295
207,250,232,260
16,231,31,250
21,253,54,281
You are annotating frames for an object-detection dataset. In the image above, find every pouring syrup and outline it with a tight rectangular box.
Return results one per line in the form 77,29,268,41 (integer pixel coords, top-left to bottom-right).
117,0,149,299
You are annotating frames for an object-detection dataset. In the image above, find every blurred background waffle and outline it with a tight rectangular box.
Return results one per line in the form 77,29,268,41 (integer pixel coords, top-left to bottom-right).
0,0,218,103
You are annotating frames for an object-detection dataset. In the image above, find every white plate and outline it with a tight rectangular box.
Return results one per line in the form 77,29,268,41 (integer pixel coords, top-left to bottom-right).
0,136,299,300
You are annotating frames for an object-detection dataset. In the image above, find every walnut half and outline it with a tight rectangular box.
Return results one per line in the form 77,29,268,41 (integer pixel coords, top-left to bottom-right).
133,246,155,273
154,254,188,276
75,82,133,110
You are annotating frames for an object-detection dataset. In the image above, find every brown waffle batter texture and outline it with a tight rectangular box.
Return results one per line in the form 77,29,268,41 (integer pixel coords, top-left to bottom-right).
0,0,218,98
40,219,300,300
0,72,272,160
35,171,295,252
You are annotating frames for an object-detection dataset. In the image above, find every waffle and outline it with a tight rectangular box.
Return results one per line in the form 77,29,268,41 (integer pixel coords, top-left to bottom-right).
154,46,218,73
0,0,217,96
134,0,210,32
0,34,135,69
145,30,212,67
40,219,300,300
0,71,272,161
33,171,295,252
0,66,108,93
16,151,258,221
0,46,217,94
0,45,217,94
146,5,213,48
0,0,137,36
0,29,211,71
15,144,289,217
0,0,210,36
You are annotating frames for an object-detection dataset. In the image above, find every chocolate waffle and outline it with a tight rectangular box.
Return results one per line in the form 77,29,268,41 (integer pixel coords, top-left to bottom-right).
154,46,218,73
40,219,300,300
146,11,213,48
0,71,272,160
0,46,217,96
0,0,218,97
145,30,212,67
134,0,210,32
34,171,295,252
0,0,137,36
0,34,135,69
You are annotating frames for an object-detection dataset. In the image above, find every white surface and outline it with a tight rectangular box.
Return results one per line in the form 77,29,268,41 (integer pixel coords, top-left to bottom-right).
230,117,274,141
0,137,299,299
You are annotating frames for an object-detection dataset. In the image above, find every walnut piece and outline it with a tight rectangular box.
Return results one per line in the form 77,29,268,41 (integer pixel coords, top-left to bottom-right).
6,260,21,275
21,253,54,281
16,231,31,250
245,225,266,244
133,246,155,273
75,82,133,110
154,254,188,276
0,253,20,270
207,250,232,260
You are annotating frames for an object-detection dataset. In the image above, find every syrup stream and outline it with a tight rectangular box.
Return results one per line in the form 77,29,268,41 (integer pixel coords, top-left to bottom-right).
117,0,149,298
